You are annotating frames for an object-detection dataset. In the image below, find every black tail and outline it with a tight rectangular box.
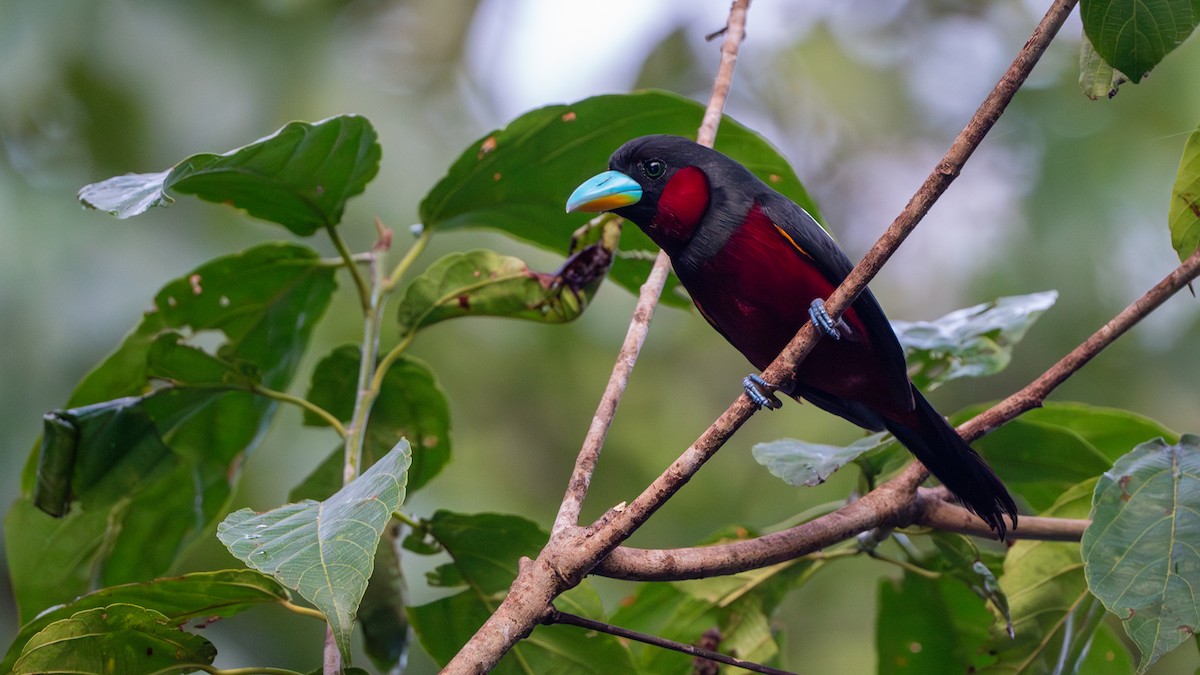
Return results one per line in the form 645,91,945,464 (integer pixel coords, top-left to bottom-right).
884,389,1018,539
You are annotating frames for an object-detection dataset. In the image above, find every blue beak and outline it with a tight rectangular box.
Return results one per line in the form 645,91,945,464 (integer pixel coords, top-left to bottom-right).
566,170,643,213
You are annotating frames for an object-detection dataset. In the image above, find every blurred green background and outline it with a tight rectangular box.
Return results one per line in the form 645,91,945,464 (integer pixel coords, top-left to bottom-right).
1,0,1198,672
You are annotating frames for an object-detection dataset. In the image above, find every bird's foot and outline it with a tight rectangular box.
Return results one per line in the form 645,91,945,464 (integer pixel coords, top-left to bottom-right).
809,299,843,340
742,374,783,410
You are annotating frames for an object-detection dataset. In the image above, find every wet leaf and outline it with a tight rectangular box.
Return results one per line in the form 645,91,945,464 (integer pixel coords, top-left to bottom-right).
217,442,411,662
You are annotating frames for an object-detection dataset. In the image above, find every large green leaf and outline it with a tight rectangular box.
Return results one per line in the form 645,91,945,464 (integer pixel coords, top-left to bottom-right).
955,402,1174,512
418,90,820,301
894,291,1057,391
876,571,996,673
1169,122,1200,261
610,558,816,675
981,479,1134,673
300,345,451,494
1080,0,1200,84
407,511,636,673
5,244,336,622
11,604,216,674
1,570,290,673
78,115,380,235
1082,435,1200,673
217,441,411,662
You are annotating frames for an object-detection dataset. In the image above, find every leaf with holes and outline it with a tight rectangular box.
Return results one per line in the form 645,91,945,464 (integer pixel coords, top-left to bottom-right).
78,115,380,235
419,90,820,305
12,604,216,674
396,249,606,330
6,244,336,622
1082,435,1200,672
1,570,289,673
218,442,409,661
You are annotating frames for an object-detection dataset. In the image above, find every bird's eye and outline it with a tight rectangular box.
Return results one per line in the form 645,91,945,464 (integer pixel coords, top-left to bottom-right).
641,159,666,180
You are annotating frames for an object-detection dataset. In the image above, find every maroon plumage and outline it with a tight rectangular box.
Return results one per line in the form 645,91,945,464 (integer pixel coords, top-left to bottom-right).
590,135,1017,537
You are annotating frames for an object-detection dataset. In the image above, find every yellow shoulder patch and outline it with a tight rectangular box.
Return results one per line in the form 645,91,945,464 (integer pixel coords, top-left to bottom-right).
773,224,810,258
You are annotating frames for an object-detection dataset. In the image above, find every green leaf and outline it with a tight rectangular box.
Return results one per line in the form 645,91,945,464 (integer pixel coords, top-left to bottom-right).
79,115,381,235
1082,435,1200,673
926,533,1012,634
300,345,451,494
982,479,1134,673
752,433,889,487
1169,123,1200,261
1079,34,1130,99
359,533,409,673
1079,0,1200,84
396,248,608,330
407,511,635,673
611,558,817,674
419,90,820,301
1,570,290,673
217,441,411,662
7,243,336,621
954,401,1174,512
893,290,1057,391
876,572,997,673
12,604,216,674
1008,403,1177,463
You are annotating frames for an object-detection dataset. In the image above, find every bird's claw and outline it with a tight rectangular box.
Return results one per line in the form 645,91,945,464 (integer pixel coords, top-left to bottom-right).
809,299,843,340
743,374,783,410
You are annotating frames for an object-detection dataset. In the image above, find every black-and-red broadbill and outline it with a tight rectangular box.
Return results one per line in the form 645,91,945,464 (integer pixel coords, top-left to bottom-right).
567,134,1017,537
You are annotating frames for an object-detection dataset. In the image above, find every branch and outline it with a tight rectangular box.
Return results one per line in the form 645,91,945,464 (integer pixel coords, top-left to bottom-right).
545,609,794,675
594,245,1200,581
552,0,749,534
446,3,754,671
572,0,1076,570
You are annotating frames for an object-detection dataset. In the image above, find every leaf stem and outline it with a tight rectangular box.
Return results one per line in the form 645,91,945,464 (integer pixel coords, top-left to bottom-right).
393,510,422,530
154,380,346,438
279,599,327,621
343,248,388,483
385,226,431,291
165,666,305,675
325,222,371,311
866,551,943,580
255,387,347,437
371,332,415,405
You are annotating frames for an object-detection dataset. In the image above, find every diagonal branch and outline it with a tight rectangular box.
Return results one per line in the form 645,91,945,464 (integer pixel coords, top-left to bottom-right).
552,0,750,534
448,0,1084,670
445,3,754,671
573,0,1079,567
592,245,1200,581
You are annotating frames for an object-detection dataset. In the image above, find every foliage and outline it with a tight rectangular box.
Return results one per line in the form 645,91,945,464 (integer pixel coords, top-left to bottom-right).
4,10,1200,672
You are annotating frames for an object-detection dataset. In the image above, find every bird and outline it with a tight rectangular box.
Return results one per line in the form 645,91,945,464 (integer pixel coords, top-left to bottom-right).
566,134,1017,538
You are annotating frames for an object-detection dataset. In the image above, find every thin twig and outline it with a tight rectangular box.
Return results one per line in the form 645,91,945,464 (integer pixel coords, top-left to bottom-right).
445,3,754,671
552,0,750,535
325,223,371,311
546,609,795,675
